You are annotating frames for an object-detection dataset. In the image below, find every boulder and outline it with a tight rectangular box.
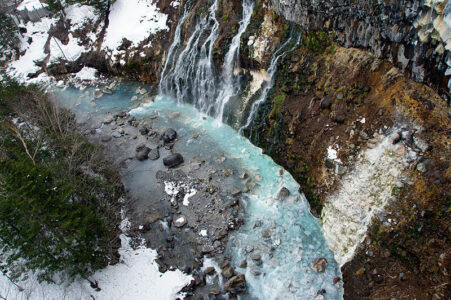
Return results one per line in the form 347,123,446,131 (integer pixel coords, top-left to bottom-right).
224,274,246,294
229,188,242,197
204,266,216,275
239,260,247,268
276,187,290,200
94,89,103,99
262,229,271,238
221,267,235,278
148,148,160,160
101,135,112,142
209,289,220,295
112,131,122,138
136,147,151,161
312,258,328,273
250,253,261,261
163,153,184,168
139,126,149,135
162,128,177,143
174,216,187,228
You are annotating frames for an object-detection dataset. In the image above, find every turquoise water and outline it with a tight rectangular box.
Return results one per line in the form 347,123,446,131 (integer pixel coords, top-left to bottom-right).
53,85,343,299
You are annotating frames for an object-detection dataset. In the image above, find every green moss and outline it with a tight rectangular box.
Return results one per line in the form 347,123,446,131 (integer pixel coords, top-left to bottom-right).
269,93,287,120
302,31,332,54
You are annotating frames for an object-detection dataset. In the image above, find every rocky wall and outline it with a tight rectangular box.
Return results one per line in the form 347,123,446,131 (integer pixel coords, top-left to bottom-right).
268,0,451,103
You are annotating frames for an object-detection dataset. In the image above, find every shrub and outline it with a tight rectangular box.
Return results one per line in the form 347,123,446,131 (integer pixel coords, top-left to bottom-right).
0,73,122,282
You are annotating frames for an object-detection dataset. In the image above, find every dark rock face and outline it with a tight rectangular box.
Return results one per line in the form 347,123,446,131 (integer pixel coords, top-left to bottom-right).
163,153,184,168
269,0,451,101
161,128,177,143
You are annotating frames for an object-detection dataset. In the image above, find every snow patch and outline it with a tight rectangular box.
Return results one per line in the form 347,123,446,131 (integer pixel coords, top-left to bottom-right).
17,0,47,11
74,67,98,81
0,234,191,300
164,181,197,206
8,17,55,81
103,0,168,58
65,4,96,30
0,201,191,300
327,146,341,162
49,34,85,63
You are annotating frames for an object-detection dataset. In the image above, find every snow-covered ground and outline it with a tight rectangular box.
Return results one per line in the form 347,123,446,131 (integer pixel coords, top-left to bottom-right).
8,0,169,83
8,16,55,81
103,0,168,59
0,216,192,300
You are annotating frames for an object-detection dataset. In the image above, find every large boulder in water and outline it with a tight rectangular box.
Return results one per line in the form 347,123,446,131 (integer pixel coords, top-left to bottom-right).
224,274,246,294
161,128,177,143
163,153,184,168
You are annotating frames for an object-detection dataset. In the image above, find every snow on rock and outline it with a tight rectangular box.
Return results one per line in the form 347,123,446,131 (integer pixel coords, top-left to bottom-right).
74,66,98,81
49,34,85,63
103,0,168,58
164,181,197,206
327,146,341,163
65,4,97,30
8,17,55,80
321,129,417,266
17,0,47,11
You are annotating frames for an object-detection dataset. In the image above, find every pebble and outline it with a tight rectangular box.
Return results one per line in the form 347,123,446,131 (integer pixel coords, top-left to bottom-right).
312,258,328,273
262,229,271,238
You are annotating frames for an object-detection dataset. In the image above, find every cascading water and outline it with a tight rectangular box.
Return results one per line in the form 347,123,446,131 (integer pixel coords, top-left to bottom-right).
159,8,189,93
239,30,301,134
215,0,254,123
79,0,343,299
160,0,220,114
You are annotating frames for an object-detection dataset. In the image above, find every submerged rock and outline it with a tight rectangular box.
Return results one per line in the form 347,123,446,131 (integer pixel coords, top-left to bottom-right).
162,128,177,143
312,258,328,273
163,153,184,168
94,89,103,99
221,267,235,278
276,187,290,200
148,148,160,160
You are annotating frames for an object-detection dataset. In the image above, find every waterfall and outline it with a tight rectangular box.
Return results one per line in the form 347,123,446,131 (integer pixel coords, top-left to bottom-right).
239,30,300,134
159,0,220,114
215,0,254,122
160,0,255,121
159,7,189,94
